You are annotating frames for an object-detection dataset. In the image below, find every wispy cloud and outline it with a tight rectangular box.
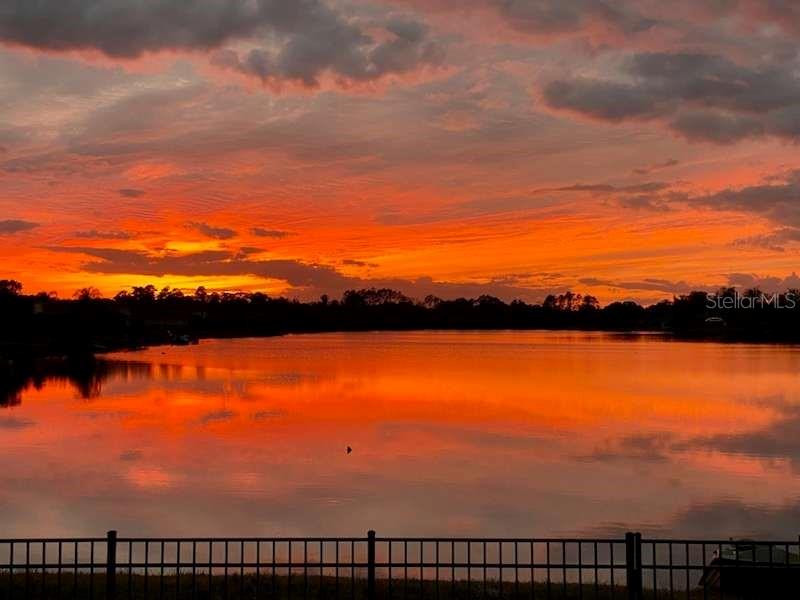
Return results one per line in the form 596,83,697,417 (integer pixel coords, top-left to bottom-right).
198,409,238,425
75,229,134,240
251,227,290,239
118,188,145,198
187,222,237,240
0,219,38,235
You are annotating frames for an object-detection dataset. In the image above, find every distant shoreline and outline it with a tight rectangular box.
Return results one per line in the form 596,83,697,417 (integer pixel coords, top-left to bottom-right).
3,322,800,364
2,284,799,365
5,324,798,367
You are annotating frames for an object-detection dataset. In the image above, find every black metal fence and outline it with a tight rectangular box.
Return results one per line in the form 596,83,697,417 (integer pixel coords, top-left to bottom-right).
1,531,798,599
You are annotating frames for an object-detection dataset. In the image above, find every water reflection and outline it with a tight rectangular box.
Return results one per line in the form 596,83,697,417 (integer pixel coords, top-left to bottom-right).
2,332,800,540
0,358,151,407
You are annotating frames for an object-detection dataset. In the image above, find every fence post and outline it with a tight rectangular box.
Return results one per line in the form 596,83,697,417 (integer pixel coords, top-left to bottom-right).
106,530,117,600
634,533,643,598
367,530,376,600
625,532,642,600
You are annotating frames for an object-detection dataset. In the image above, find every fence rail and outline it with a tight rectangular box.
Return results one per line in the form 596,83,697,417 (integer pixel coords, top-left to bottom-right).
1,531,799,599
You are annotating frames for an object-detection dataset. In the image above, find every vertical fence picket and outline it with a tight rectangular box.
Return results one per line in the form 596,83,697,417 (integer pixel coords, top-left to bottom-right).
2,532,798,600
367,531,376,600
105,531,117,600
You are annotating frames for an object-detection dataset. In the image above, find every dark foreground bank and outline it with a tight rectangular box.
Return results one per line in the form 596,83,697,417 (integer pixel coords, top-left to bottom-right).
0,573,648,600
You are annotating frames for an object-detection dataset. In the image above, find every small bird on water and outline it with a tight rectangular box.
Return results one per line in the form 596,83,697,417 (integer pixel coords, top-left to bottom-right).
346,446,352,454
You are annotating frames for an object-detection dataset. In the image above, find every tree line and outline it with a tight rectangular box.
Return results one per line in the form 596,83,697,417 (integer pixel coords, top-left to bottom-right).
1,279,800,359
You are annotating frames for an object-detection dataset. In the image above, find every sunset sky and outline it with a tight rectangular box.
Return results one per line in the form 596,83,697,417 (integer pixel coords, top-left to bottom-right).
2,0,800,303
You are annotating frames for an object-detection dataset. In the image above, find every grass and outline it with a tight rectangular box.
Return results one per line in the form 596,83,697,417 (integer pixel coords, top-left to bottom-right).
0,571,728,600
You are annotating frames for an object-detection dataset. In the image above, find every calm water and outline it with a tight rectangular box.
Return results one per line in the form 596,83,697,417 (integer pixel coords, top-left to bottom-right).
2,331,800,539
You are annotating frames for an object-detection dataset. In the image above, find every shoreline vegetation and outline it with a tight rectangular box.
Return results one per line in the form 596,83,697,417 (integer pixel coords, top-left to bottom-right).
1,279,799,366
0,572,642,600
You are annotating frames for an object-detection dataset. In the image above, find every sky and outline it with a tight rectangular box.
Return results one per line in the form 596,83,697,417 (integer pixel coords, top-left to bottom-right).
2,0,800,303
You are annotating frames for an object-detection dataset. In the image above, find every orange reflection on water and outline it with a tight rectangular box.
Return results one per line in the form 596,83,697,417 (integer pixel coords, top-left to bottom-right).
2,332,800,539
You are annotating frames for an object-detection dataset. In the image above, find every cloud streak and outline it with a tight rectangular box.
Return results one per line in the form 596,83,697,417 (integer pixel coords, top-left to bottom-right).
75,230,134,240
577,277,696,294
47,246,552,301
187,222,237,240
251,227,290,239
0,219,38,235
694,170,800,229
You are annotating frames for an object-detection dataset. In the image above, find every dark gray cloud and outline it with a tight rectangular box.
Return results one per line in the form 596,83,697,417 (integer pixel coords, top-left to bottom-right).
0,1,443,87
210,12,443,87
538,180,678,212
0,219,38,234
393,0,658,36
342,259,379,268
669,111,765,144
251,227,289,239
0,0,274,58
694,170,800,228
542,181,671,194
632,158,678,176
544,78,659,121
187,221,237,240
544,52,800,143
733,228,800,252
492,0,656,35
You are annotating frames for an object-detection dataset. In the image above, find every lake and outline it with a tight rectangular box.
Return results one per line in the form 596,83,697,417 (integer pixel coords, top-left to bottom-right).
2,331,799,539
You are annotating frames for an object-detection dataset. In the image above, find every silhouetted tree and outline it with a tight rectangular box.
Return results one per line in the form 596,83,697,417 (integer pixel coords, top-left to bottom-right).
0,279,22,296
580,295,600,311
422,295,442,309
74,287,102,301
131,285,157,303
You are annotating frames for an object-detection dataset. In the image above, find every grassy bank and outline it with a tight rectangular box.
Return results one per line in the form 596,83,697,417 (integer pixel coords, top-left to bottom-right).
0,571,717,599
